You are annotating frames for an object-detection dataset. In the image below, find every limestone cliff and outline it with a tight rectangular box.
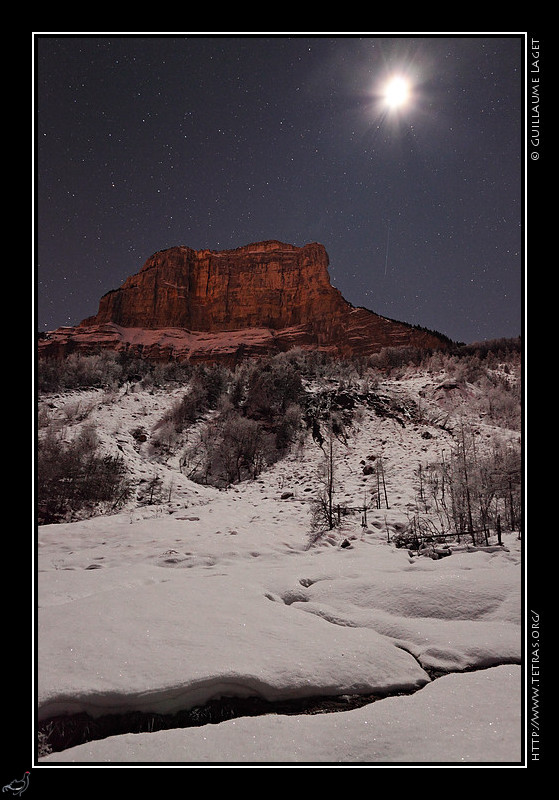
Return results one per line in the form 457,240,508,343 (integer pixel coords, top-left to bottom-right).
80,241,346,336
39,240,451,364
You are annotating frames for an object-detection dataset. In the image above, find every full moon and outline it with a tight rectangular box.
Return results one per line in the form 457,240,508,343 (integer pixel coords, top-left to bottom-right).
383,76,411,109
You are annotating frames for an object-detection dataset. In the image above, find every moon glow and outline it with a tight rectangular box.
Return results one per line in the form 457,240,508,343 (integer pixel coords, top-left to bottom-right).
383,76,411,109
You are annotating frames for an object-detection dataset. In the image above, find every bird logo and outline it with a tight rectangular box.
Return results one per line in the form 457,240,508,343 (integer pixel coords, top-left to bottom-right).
2,773,30,797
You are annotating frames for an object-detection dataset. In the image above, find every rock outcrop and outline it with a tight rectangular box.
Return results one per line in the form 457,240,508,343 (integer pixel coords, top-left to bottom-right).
39,240,451,364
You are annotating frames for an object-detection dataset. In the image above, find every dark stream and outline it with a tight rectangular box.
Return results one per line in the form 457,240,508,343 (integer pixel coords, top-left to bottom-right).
38,685,421,757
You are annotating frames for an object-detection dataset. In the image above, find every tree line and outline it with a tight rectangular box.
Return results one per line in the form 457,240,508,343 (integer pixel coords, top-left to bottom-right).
36,340,522,524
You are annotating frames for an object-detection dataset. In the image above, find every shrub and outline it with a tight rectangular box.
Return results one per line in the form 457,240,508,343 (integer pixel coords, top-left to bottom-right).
153,378,209,436
178,356,306,487
37,424,132,523
244,359,303,419
198,364,230,408
181,410,267,487
37,352,124,392
218,412,265,483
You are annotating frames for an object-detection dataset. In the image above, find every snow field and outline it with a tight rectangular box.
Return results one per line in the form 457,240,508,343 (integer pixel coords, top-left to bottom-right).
37,370,523,764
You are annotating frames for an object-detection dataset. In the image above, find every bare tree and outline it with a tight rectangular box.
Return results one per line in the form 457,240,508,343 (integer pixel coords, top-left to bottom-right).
310,410,346,533
424,424,521,544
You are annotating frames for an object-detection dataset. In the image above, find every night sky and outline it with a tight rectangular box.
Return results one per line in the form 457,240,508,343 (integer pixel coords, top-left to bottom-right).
35,34,524,345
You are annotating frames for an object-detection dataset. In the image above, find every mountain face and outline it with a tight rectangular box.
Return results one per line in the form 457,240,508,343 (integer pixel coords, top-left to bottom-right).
39,240,451,364
83,241,342,332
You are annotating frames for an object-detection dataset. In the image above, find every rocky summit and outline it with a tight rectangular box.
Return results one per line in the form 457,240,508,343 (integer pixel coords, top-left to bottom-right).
38,240,451,364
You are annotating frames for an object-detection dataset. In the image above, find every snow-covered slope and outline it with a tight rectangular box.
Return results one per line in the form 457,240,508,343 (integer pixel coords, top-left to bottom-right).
36,361,523,765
